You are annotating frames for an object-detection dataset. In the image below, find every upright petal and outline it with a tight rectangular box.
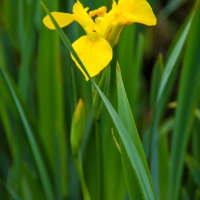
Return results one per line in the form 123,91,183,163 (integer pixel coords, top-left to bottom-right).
72,1,98,33
43,12,74,30
118,0,157,26
71,36,112,80
89,6,107,18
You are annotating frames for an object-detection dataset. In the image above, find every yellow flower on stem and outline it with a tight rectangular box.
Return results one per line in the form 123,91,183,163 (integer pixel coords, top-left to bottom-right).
43,0,156,80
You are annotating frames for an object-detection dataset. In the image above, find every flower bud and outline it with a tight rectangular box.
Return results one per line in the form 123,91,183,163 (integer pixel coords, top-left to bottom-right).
70,99,85,157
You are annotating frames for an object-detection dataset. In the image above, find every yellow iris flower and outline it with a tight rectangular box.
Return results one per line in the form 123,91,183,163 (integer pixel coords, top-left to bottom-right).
43,0,156,80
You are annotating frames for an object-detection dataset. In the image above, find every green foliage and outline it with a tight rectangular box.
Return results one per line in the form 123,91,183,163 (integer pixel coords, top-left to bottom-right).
0,0,200,200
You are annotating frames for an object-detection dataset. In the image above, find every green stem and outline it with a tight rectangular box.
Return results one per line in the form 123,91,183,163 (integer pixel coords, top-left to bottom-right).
71,66,77,107
74,157,91,200
95,120,103,200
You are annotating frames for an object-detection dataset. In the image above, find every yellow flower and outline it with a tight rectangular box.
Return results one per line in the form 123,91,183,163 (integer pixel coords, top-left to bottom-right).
43,0,156,80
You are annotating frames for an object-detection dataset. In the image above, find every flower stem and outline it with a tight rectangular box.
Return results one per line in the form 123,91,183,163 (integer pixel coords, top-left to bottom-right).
74,157,91,200
95,120,103,200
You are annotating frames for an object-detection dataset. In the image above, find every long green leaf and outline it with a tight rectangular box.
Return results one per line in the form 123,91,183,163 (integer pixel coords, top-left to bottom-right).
156,5,196,105
93,81,155,199
0,67,54,200
18,0,36,98
38,2,68,199
116,63,155,199
118,27,144,114
158,128,169,200
168,4,200,200
150,3,199,198
150,54,164,112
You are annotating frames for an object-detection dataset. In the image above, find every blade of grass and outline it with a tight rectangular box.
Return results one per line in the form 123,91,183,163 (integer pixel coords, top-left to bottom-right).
149,53,176,198
0,67,54,200
93,81,156,199
38,2,68,199
158,129,169,200
117,26,135,104
116,63,155,199
0,180,21,200
20,164,46,199
118,27,144,114
2,0,20,50
150,3,199,197
103,119,127,200
18,0,36,98
0,41,24,192
156,4,197,105
192,121,200,163
168,4,200,199
150,54,164,112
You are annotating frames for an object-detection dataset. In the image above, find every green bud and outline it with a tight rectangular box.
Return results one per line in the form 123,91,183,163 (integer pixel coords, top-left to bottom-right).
70,99,85,157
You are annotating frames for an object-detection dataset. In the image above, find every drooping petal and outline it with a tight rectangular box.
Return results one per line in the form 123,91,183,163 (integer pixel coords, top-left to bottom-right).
71,36,112,80
118,0,157,26
43,12,74,30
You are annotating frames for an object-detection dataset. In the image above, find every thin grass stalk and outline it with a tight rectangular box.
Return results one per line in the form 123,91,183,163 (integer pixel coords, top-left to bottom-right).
95,120,104,200
74,158,91,200
0,67,54,200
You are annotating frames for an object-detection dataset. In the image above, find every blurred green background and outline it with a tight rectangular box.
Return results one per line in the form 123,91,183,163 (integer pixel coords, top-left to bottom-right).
0,0,200,199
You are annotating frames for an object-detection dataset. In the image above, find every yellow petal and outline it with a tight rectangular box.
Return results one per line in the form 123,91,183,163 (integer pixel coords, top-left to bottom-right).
89,6,107,17
118,0,157,26
71,36,112,80
43,12,74,30
72,1,94,29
